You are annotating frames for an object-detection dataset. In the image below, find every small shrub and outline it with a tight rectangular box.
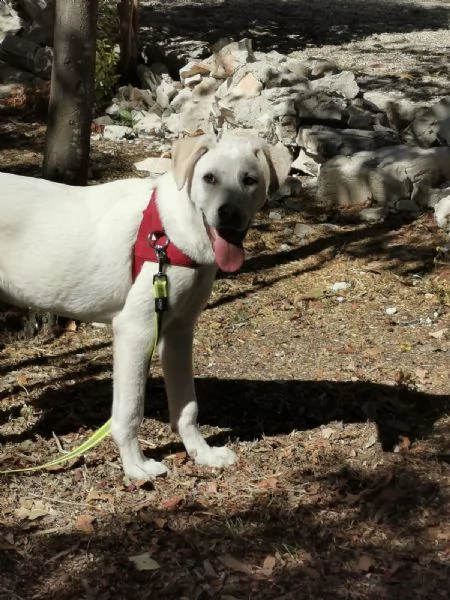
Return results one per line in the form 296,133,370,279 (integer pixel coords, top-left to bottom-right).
95,0,120,113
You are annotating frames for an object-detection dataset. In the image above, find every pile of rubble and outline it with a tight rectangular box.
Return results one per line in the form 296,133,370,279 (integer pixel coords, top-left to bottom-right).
1,1,450,225
98,37,450,223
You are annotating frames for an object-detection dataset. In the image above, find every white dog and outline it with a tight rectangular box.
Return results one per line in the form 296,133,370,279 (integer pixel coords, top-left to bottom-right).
0,133,290,479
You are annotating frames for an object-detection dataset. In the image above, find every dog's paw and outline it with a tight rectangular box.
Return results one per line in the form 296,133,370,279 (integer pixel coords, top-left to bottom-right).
123,459,169,480
195,446,238,468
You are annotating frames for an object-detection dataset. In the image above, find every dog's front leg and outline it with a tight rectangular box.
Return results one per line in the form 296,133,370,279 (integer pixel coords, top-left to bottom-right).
111,309,168,479
160,325,238,468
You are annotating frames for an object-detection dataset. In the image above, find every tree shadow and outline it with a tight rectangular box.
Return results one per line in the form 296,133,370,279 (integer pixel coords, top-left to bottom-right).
139,0,450,57
1,373,448,461
1,459,448,599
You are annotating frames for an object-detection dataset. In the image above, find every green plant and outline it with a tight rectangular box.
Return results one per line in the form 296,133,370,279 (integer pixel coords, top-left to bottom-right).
95,38,119,112
94,0,120,113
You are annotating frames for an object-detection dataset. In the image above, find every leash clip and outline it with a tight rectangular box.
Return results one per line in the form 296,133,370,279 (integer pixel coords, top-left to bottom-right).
149,233,169,313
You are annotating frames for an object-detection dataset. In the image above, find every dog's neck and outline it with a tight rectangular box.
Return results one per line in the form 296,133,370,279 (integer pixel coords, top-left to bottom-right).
153,173,216,267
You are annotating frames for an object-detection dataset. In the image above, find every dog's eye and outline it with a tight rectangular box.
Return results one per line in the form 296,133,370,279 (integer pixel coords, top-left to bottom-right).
243,174,257,186
203,173,216,184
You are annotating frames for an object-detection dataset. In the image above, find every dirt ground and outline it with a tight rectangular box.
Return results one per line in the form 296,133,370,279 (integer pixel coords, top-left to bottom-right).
1,1,450,599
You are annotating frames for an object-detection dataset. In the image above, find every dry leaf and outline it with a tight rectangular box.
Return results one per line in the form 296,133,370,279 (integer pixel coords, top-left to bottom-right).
219,554,252,575
262,554,277,573
429,328,447,339
161,495,183,510
153,517,167,529
256,477,278,490
206,481,218,494
86,489,114,504
74,514,95,535
321,427,335,440
356,554,376,572
14,500,50,521
128,552,160,571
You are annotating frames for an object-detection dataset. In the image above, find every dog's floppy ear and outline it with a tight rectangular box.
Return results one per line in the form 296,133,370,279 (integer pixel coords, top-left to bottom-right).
257,143,291,196
171,135,216,191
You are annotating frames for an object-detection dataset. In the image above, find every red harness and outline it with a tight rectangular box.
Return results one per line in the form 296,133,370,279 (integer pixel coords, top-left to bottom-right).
133,190,197,281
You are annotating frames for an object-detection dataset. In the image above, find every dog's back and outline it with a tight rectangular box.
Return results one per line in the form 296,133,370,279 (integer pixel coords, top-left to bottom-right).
0,172,153,321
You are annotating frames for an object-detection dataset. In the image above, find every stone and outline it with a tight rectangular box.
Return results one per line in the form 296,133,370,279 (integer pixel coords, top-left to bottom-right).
296,92,346,124
294,222,316,239
362,90,422,128
214,38,254,77
434,195,450,233
0,4,21,43
231,72,263,99
184,73,202,87
134,157,172,174
276,115,298,145
191,76,220,100
310,71,359,100
132,111,163,136
155,76,178,109
407,97,450,147
291,149,321,176
296,125,399,160
136,62,169,94
272,176,301,201
222,95,271,129
179,60,213,80
169,87,192,112
317,145,450,210
93,115,114,126
359,206,389,223
286,55,338,78
105,102,120,117
102,125,134,141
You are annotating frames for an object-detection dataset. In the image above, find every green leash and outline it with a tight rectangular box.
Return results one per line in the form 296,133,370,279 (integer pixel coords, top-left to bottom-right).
0,260,169,475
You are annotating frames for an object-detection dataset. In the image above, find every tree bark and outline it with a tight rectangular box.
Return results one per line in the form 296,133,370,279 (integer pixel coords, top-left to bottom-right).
118,0,139,82
42,0,98,185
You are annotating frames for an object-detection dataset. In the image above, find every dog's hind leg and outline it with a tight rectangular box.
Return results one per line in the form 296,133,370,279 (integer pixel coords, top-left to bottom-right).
111,304,169,479
160,324,238,468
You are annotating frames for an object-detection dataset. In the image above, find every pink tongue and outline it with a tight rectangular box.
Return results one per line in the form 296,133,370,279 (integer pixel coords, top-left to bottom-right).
210,228,245,272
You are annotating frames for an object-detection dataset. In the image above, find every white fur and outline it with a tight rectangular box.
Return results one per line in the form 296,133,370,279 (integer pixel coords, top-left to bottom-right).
0,134,290,479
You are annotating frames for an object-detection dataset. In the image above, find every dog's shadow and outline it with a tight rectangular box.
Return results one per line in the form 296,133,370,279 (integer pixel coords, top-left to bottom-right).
1,374,449,459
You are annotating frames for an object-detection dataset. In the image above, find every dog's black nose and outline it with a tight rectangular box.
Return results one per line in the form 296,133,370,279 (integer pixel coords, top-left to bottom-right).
218,204,242,229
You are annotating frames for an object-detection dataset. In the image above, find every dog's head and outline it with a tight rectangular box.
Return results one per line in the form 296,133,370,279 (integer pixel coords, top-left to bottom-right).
171,133,291,272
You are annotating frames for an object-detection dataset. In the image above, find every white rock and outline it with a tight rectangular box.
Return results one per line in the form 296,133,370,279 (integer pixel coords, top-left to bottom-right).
105,103,120,117
291,149,321,176
434,195,450,232
132,112,163,135
359,206,388,223
155,77,178,109
310,71,359,100
184,73,203,87
294,223,315,239
179,61,213,80
330,282,351,292
103,125,134,141
386,307,397,316
269,210,283,220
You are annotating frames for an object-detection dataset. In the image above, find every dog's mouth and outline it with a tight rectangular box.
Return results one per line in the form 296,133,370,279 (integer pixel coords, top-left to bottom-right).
205,224,247,273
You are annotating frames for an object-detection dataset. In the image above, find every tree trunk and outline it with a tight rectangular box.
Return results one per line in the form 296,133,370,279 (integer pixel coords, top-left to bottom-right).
118,0,139,82
42,0,98,185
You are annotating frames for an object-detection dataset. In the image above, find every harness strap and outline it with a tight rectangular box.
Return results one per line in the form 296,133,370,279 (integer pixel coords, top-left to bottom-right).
133,189,197,281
